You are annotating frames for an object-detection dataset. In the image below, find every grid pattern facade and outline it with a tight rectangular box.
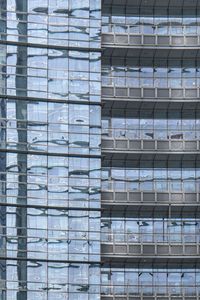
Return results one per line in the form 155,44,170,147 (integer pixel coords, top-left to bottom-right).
101,1,200,300
0,1,101,300
0,0,200,300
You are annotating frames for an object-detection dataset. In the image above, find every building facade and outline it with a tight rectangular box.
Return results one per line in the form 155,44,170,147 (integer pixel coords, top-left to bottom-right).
0,1,101,299
0,0,200,299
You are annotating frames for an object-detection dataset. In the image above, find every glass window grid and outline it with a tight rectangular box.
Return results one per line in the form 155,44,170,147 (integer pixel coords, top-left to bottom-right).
101,217,200,243
1,0,101,48
0,259,101,300
102,112,200,140
0,45,101,102
0,1,102,299
1,153,101,208
102,64,200,89
101,266,200,296
102,9,200,35
1,99,101,155
3,207,101,261
102,165,200,193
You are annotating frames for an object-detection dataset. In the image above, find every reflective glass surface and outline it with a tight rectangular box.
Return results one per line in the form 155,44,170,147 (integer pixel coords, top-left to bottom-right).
102,109,200,141
101,217,200,243
101,5,200,294
101,266,200,296
102,60,200,89
1,0,200,298
102,161,200,193
1,99,101,154
102,5,200,36
0,45,101,102
1,0,101,48
0,0,101,299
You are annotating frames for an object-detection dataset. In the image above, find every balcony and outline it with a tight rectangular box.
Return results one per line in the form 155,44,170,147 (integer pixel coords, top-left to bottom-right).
102,31,200,49
102,183,200,208
101,284,199,300
102,136,200,153
101,292,199,300
102,86,200,101
101,232,200,258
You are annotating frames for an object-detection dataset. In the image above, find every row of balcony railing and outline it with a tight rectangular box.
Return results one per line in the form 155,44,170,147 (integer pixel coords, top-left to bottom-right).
102,86,200,99
101,137,200,152
101,283,200,296
102,30,200,47
101,190,200,205
101,243,200,256
101,291,200,299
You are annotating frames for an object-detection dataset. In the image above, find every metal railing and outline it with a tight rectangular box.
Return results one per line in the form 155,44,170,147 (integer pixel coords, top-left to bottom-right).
101,283,200,297
101,137,200,152
101,241,200,256
102,85,200,99
102,25,200,46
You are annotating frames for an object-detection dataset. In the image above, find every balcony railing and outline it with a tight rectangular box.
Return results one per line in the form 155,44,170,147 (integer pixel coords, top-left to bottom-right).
102,191,200,207
101,283,200,297
102,85,200,99
102,136,200,152
101,242,200,256
102,25,200,47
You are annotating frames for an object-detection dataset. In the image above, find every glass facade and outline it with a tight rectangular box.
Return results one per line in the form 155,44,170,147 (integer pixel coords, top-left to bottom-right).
101,266,200,296
101,217,200,243
0,0,101,299
102,163,200,192
101,1,200,300
102,109,200,140
0,0,200,299
102,5,200,35
102,60,200,89
1,0,101,48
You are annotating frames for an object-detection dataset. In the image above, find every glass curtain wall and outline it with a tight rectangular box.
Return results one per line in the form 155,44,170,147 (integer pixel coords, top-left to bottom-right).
102,59,200,89
101,265,200,296
101,217,200,243
0,0,101,300
102,162,200,193
101,2,200,299
102,5,200,35
102,109,200,140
